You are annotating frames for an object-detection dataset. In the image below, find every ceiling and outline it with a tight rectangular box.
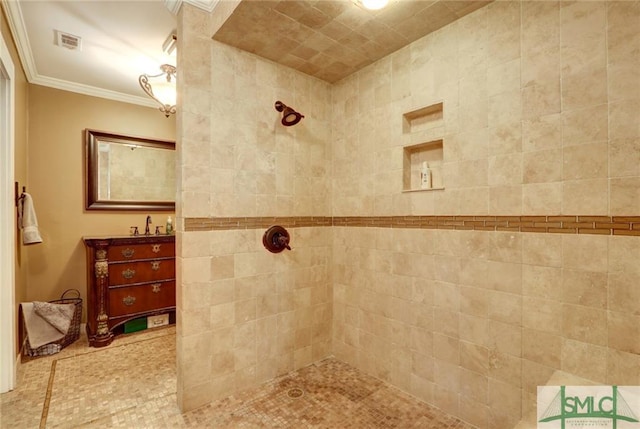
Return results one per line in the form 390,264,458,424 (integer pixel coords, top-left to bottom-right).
2,0,490,107
214,0,491,83
2,0,180,107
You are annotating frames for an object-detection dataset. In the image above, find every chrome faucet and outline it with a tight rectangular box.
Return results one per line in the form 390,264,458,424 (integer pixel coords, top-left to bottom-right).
145,215,152,235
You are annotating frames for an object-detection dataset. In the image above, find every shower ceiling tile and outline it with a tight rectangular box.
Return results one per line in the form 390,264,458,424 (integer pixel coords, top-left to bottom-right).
213,0,493,83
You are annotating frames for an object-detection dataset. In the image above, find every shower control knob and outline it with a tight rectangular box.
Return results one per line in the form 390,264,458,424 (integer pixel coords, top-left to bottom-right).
263,225,291,253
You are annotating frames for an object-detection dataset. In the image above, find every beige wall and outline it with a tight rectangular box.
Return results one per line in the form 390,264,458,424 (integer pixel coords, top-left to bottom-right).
331,2,640,428
26,85,176,322
2,4,29,353
177,1,640,428
177,4,333,410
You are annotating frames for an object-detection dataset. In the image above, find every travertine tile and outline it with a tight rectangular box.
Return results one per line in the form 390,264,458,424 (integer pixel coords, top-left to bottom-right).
561,269,607,309
561,339,607,383
2,328,475,429
562,304,607,346
522,149,562,184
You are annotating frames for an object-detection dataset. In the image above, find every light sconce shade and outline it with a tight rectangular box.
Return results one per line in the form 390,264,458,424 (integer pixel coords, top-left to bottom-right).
275,101,304,126
360,0,388,10
139,64,177,117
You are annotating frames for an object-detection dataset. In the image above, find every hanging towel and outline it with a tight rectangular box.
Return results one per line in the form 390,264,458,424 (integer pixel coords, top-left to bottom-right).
33,301,75,334
20,302,65,349
19,192,43,245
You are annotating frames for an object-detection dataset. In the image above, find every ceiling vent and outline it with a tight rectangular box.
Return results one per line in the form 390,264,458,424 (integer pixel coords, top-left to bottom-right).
55,30,82,51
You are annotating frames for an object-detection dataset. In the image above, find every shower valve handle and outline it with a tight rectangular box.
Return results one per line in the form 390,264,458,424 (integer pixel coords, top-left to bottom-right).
263,225,291,253
276,233,291,251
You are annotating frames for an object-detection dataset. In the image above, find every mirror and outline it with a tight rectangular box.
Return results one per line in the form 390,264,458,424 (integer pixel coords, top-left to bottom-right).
85,129,175,211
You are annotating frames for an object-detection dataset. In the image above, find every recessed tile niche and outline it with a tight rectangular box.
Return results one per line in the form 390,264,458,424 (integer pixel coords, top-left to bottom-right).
402,103,445,192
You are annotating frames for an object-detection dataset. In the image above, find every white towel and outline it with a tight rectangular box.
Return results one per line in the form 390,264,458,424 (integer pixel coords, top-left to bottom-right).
21,302,65,349
19,192,43,245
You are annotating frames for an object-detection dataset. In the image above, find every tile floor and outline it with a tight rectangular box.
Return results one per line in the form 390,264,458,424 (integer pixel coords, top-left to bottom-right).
1,326,475,428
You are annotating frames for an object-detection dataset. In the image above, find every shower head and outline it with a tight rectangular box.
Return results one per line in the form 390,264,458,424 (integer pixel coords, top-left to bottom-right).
275,101,304,126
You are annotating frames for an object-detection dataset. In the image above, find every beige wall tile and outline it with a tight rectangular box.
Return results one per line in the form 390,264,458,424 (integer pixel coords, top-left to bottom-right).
610,177,640,214
488,378,522,428
562,143,608,180
607,349,640,386
182,257,212,283
563,178,609,214
522,265,562,300
489,185,522,215
561,269,607,309
562,304,607,346
460,367,488,403
433,333,460,364
459,396,489,429
522,328,561,368
608,271,640,315
523,149,562,184
521,1,559,87
523,234,563,267
521,80,561,120
489,91,522,129
610,99,640,140
460,340,490,376
562,104,608,147
488,261,522,294
488,153,522,186
488,291,522,325
521,359,555,394
609,138,640,178
523,183,562,214
488,320,521,357
460,314,489,347
608,311,640,355
489,351,521,388
562,235,608,272
488,123,522,156
522,296,562,335
522,114,562,153
561,339,607,383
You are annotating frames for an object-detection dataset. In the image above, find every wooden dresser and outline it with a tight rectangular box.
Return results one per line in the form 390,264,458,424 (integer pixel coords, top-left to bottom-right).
83,235,175,347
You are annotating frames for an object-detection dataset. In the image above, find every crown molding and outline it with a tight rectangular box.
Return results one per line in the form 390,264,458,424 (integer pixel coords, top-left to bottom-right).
164,0,220,14
1,0,37,82
30,74,159,108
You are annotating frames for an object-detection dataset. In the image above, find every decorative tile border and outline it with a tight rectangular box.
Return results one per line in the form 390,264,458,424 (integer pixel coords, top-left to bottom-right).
185,216,332,231
185,215,640,236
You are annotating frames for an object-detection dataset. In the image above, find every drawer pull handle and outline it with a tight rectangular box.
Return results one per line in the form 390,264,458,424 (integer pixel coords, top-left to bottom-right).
151,261,161,271
123,296,136,306
152,283,162,293
151,244,161,253
121,248,135,258
122,268,136,279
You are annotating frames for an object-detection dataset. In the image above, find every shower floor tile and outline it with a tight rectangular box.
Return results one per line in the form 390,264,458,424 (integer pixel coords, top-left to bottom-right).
0,327,475,428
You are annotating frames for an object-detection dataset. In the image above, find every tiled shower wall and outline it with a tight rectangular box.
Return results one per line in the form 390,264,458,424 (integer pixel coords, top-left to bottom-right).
176,1,640,428
331,1,640,428
176,4,333,411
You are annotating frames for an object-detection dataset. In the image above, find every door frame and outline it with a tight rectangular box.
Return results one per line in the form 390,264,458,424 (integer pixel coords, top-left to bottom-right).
0,32,17,393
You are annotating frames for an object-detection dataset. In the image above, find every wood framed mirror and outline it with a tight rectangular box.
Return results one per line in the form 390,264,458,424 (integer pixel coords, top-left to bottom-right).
85,129,175,211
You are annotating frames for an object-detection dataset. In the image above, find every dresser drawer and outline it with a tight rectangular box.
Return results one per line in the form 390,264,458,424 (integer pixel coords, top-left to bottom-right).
109,281,175,317
108,259,175,285
108,242,175,262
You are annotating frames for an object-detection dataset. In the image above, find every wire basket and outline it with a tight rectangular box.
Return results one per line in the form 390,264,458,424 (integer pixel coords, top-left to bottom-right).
24,289,82,357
